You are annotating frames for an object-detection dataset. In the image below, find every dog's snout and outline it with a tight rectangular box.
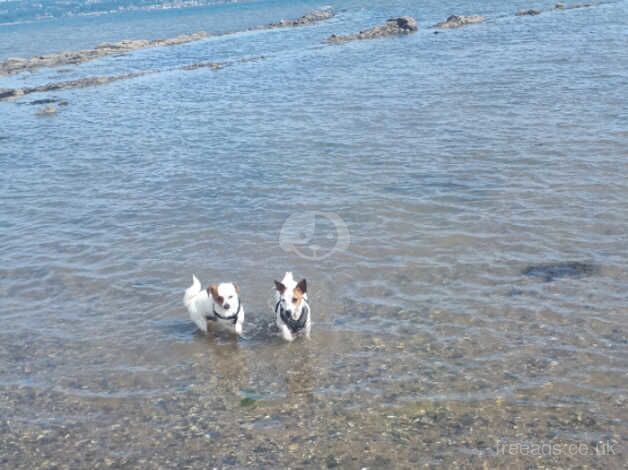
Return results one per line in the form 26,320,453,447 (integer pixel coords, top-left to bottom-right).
223,303,230,310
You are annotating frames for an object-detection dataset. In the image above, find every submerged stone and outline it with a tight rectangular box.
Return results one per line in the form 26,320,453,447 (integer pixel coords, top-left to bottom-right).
522,262,597,282
36,105,58,116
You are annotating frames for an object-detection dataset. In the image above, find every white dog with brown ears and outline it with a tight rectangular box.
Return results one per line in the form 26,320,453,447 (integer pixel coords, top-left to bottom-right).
274,272,311,341
184,275,244,336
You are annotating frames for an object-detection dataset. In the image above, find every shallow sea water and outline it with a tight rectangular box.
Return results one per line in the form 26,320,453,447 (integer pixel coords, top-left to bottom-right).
1,0,627,468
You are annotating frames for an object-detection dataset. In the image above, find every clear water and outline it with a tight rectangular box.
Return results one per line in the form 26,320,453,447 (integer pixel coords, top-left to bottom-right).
1,0,627,467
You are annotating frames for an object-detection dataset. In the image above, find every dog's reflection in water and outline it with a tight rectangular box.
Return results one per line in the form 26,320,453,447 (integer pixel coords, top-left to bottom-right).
187,319,322,415
192,338,250,404
286,363,315,404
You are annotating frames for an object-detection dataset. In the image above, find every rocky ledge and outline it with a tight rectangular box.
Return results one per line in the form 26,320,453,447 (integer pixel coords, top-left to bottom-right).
0,72,149,101
515,3,592,16
0,10,333,76
327,16,418,44
0,56,266,101
516,9,542,16
27,98,69,106
554,2,592,10
0,33,208,76
267,9,334,29
432,15,485,29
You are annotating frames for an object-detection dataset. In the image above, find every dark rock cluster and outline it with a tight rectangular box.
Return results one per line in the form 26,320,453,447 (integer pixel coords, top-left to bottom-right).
327,17,418,44
432,15,485,29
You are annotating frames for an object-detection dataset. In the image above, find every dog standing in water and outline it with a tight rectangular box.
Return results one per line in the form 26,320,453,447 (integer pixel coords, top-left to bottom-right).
274,272,310,341
183,275,244,336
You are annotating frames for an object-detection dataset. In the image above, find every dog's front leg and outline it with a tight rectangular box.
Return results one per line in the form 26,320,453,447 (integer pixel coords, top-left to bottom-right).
304,317,311,339
234,309,244,337
279,324,294,342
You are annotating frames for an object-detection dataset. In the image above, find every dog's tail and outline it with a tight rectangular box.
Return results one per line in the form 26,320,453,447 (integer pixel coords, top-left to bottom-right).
183,274,203,308
184,275,208,333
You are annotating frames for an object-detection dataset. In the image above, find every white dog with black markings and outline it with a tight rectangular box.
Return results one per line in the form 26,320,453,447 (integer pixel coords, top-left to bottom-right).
274,271,310,341
184,275,244,336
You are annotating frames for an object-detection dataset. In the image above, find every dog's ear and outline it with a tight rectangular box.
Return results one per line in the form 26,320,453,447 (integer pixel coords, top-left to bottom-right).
208,285,219,301
274,280,286,294
232,282,240,294
296,278,307,294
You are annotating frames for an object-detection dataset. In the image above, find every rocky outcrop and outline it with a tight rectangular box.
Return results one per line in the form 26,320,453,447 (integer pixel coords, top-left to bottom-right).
516,9,542,16
0,56,266,101
0,10,333,76
0,33,208,76
267,9,334,29
327,16,418,44
432,15,485,29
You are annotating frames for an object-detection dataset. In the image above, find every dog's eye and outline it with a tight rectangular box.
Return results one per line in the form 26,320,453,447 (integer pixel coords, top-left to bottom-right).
292,297,298,303
228,295,234,299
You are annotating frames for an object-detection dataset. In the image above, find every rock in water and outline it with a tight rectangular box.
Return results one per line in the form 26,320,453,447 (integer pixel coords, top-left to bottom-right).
28,98,59,105
28,98,68,106
522,262,597,282
0,10,333,76
0,33,209,76
0,55,268,101
268,9,334,28
0,88,24,100
181,62,224,71
327,16,418,44
0,72,149,101
432,15,485,29
554,3,592,10
36,105,58,116
516,9,542,16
